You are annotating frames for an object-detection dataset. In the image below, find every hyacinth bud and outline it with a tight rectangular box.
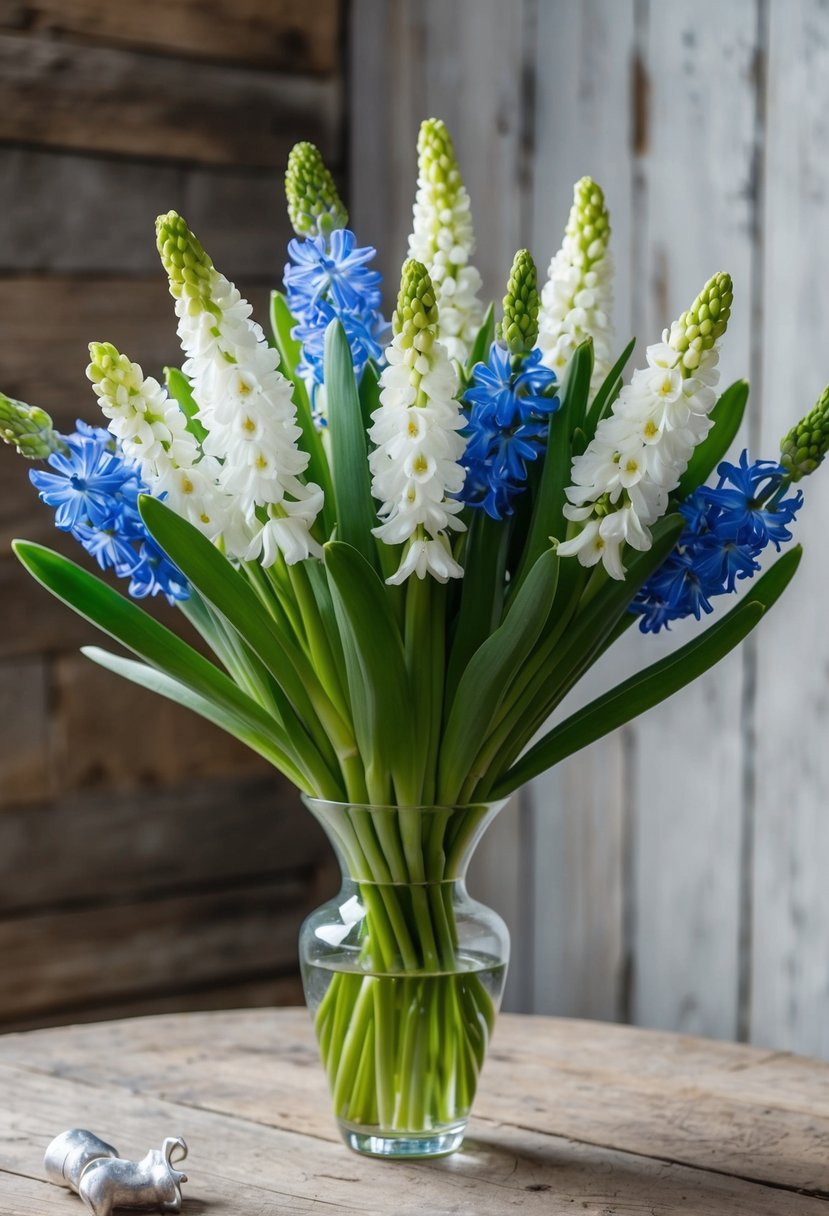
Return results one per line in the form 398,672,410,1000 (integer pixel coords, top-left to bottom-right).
780,383,829,481
155,211,216,314
417,118,462,202
568,176,611,264
285,141,348,238
0,392,63,460
668,271,733,371
501,249,539,354
86,340,133,393
393,259,439,348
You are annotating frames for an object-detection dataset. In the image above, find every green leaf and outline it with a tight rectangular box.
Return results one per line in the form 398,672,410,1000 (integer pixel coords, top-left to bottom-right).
358,359,381,432
492,546,802,796
270,291,333,532
444,511,511,705
138,495,347,788
11,541,290,757
583,337,636,442
465,303,496,375
509,339,593,602
83,647,308,788
677,379,749,498
546,514,686,703
324,319,379,570
560,336,594,431
438,548,559,803
164,367,208,444
270,290,305,382
324,540,417,804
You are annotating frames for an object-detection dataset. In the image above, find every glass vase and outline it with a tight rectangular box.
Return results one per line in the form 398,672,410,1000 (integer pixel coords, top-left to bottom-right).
298,799,510,1159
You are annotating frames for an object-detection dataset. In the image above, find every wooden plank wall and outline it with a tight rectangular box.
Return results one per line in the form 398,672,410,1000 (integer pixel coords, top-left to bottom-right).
0,0,344,1029
350,0,829,1058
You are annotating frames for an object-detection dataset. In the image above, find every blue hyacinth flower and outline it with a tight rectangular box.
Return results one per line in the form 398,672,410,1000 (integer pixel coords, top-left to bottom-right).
283,227,389,422
631,449,802,633
29,421,188,605
460,343,559,519
284,229,383,315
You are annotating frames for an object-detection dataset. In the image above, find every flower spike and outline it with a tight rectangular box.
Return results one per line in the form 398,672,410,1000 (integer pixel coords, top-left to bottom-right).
285,141,348,239
780,384,829,481
156,210,323,565
156,211,216,315
668,271,733,369
0,392,63,460
538,176,614,393
407,118,483,364
557,272,733,579
368,258,467,585
501,249,539,355
87,341,226,536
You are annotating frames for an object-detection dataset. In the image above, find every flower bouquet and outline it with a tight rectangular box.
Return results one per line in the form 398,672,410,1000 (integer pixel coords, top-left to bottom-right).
2,118,827,1159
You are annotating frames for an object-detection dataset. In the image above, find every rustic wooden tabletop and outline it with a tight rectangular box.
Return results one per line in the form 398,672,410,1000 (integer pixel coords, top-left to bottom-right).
0,1008,826,1214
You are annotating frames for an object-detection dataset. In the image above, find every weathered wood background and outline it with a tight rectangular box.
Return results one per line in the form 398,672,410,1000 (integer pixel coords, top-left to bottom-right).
3,0,829,1060
0,0,344,1029
350,0,829,1059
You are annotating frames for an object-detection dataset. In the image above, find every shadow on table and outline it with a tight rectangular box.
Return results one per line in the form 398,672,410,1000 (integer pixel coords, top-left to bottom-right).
454,1130,784,1210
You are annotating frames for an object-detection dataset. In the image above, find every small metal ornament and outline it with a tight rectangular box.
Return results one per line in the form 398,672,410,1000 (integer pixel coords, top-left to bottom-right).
44,1129,188,1215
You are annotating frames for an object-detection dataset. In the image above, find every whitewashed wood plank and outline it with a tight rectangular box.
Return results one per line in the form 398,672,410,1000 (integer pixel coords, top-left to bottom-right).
349,0,529,305
527,0,637,1022
628,0,761,1039
750,0,829,1058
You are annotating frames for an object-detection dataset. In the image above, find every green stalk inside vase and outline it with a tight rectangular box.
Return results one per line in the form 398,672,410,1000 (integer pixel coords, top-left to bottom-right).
301,801,509,1147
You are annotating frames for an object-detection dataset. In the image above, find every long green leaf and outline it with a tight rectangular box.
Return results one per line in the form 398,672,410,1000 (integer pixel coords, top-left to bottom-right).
83,647,308,788
11,541,290,754
164,366,208,444
438,548,559,802
465,303,496,376
358,360,381,432
270,290,333,531
510,339,593,601
474,514,687,793
583,336,636,442
444,511,511,705
324,319,378,569
324,540,417,804
138,495,348,788
493,545,802,796
677,379,749,499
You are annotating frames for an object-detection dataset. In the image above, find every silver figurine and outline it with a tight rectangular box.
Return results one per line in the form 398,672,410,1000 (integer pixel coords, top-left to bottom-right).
44,1129,188,1215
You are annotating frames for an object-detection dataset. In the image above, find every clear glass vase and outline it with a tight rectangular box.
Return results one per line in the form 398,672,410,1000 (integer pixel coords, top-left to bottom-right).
298,799,510,1159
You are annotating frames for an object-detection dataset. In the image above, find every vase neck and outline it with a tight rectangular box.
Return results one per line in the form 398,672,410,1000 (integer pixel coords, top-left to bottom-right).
302,799,507,884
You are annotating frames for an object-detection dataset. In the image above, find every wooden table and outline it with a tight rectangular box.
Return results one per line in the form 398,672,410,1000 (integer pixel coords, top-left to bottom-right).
1,1008,827,1214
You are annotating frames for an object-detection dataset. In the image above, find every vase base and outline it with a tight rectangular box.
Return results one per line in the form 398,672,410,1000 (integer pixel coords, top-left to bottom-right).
339,1120,467,1159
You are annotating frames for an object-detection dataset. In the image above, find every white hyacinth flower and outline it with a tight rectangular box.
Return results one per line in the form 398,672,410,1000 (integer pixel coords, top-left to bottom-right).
538,177,614,395
407,118,483,366
557,272,733,580
368,259,467,585
86,340,229,535
156,211,323,565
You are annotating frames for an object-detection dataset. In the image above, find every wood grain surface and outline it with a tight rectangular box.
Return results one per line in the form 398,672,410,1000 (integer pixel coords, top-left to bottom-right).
0,1008,827,1214
0,0,341,75
0,33,339,167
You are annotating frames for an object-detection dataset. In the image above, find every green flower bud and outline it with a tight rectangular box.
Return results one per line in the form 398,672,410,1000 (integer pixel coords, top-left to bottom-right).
780,384,829,481
393,259,439,346
285,141,348,238
155,210,216,314
670,271,733,370
0,392,63,460
567,176,611,267
418,118,462,191
501,249,539,354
